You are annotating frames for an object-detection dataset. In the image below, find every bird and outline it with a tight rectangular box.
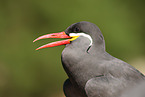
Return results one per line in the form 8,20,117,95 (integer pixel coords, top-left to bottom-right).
33,21,145,97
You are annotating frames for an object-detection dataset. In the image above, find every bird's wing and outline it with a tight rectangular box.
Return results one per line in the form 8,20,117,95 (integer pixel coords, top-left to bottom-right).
85,76,126,97
120,81,145,97
63,79,87,97
84,59,145,97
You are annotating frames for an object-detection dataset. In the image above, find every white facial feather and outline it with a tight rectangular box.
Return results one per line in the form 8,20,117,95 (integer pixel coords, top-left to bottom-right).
69,33,93,46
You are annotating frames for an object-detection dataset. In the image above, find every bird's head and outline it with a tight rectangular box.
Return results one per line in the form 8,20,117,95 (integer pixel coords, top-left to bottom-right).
33,21,105,52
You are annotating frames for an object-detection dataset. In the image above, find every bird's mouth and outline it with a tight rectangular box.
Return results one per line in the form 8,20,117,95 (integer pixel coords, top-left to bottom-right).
33,31,79,50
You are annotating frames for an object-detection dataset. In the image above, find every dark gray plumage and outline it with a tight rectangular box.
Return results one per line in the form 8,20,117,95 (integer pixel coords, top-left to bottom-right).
61,21,145,97
120,81,145,97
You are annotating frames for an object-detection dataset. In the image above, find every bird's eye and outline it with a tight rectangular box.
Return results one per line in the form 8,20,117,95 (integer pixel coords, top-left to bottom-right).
74,27,80,32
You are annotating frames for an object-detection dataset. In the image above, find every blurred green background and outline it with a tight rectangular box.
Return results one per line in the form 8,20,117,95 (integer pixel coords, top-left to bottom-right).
0,0,145,97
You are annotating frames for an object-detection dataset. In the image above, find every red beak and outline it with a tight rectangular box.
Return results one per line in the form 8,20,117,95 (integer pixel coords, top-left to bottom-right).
33,31,71,50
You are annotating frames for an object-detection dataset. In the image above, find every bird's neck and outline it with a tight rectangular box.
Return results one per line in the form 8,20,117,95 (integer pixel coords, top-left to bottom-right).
61,39,109,89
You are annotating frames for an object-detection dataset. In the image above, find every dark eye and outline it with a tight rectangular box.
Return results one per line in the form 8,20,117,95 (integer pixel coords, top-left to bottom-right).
74,27,80,32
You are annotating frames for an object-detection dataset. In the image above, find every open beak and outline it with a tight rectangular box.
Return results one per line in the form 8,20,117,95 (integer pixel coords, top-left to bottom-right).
33,31,79,50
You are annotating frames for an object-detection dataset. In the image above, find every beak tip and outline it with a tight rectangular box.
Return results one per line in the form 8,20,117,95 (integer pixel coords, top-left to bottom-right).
33,39,37,43
35,48,40,50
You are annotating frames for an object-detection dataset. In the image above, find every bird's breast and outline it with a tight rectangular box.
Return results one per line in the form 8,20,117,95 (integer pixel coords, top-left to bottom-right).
61,37,108,89
61,48,104,89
